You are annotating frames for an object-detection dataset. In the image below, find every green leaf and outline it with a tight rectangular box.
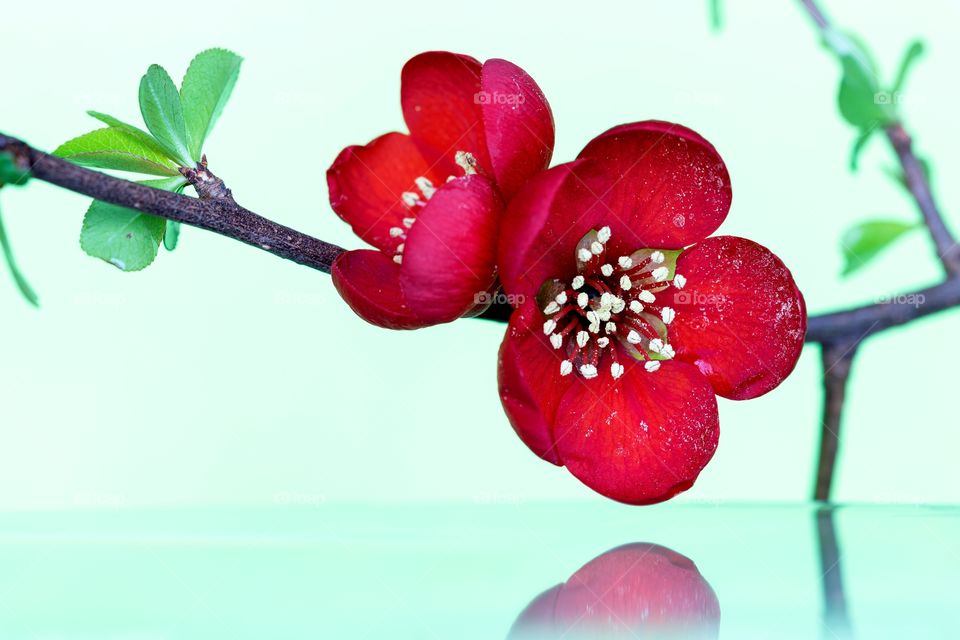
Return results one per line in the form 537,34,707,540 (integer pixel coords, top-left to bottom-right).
841,219,919,276
849,127,875,171
0,200,39,307
0,152,31,187
86,111,182,164
164,220,181,251
708,0,722,31
824,30,898,129
79,176,186,271
892,39,925,94
180,48,243,162
139,64,192,166
54,127,180,176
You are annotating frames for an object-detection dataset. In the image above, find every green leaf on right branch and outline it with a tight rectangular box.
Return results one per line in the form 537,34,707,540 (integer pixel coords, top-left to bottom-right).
79,176,187,271
139,64,192,166
180,48,243,162
841,219,919,276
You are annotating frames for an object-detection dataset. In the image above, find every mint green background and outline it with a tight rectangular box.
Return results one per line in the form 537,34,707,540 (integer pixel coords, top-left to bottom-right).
2,0,958,509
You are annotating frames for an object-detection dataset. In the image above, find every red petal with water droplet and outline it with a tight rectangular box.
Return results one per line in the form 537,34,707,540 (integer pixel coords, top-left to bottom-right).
670,235,807,400
553,359,719,505
326,132,443,253
399,175,503,325
331,249,427,330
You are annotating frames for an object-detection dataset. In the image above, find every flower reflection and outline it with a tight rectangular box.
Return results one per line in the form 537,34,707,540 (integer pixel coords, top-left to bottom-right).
508,543,720,639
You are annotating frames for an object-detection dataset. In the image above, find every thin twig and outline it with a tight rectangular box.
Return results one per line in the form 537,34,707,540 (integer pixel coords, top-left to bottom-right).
0,133,345,273
815,342,858,501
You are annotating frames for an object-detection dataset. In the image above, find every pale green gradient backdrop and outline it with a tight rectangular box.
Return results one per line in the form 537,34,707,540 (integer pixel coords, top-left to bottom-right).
1,0,958,508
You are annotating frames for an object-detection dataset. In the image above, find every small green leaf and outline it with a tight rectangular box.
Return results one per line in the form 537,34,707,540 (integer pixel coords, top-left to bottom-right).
824,30,898,129
0,200,39,307
892,39,925,95
708,0,723,31
163,220,181,251
0,152,31,187
139,64,192,166
54,128,180,176
79,176,186,271
86,111,182,164
841,219,919,276
180,48,243,162
849,127,875,171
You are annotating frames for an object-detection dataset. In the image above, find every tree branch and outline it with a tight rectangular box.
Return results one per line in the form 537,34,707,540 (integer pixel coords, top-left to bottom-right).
814,342,858,501
0,133,345,273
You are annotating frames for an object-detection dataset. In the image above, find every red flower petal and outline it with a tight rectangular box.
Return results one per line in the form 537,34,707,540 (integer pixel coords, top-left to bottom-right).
331,249,427,330
670,236,807,400
509,543,720,638
498,299,581,465
401,51,491,177
575,120,732,248
479,58,555,199
327,132,444,253
497,161,588,302
399,175,503,325
553,359,719,505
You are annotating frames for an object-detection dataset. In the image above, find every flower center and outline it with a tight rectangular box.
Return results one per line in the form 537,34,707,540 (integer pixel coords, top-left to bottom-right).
387,150,479,264
539,226,687,380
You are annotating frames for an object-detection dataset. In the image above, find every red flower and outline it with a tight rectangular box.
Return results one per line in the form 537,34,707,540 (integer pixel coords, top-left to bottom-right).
509,543,720,638
497,121,806,505
327,51,554,329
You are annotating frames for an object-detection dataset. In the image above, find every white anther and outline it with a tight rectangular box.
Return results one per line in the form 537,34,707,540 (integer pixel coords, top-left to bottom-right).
560,360,573,376
543,301,560,315
597,337,610,348
454,150,478,175
414,176,436,198
576,331,590,348
611,297,626,314
651,251,665,264
619,275,632,290
649,338,664,354
597,226,611,243
652,266,669,282
401,192,420,207
638,290,656,303
572,275,585,290
577,292,589,308
605,322,617,334
543,319,557,335
578,248,592,262
580,364,598,379
550,333,563,350
627,330,642,344
629,300,644,313
610,361,625,379
618,256,633,269
402,217,416,228
389,227,405,238
590,241,604,255
660,343,676,359
555,292,568,305
661,307,676,324
597,309,611,322
673,273,687,290
599,292,614,310
644,360,661,373
393,255,403,264
586,311,601,334
600,264,614,277
396,243,405,253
